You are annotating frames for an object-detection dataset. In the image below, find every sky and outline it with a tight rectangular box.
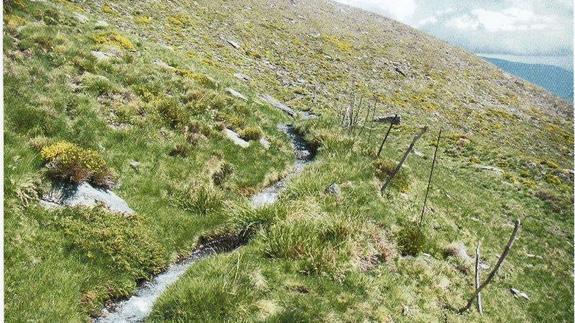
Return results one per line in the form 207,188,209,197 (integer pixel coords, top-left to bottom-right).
333,0,574,71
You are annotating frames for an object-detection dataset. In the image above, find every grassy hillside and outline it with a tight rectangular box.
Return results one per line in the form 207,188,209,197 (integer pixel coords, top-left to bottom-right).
4,0,573,322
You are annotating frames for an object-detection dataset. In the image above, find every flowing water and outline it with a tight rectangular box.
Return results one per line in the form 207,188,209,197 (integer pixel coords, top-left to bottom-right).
95,123,316,323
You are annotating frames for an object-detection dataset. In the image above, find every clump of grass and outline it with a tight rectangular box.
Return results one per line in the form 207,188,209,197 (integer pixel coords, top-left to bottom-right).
173,184,224,216
81,73,117,96
93,31,134,50
40,141,116,188
397,225,426,256
239,126,263,141
134,15,152,25
153,96,188,128
373,158,410,192
212,161,234,186
168,144,191,158
260,219,350,276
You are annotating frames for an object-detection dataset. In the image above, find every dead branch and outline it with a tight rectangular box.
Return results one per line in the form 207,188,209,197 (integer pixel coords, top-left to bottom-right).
459,219,521,313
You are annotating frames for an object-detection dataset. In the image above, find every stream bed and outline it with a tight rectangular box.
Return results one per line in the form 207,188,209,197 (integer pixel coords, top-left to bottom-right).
95,123,316,323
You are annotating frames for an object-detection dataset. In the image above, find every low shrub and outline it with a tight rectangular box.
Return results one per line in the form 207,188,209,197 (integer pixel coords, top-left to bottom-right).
93,31,134,50
397,225,426,256
374,158,410,192
153,96,188,128
239,126,263,141
40,141,116,188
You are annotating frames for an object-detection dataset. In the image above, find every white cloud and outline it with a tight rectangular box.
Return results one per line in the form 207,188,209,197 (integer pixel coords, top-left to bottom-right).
334,0,417,21
332,0,572,61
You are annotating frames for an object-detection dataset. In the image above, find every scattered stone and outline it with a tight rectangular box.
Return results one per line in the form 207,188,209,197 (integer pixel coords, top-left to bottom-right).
444,242,473,263
259,137,270,149
395,66,407,77
373,114,401,125
234,72,250,82
413,149,425,158
225,88,247,101
40,182,134,215
301,111,319,120
222,37,240,49
325,183,342,197
153,59,175,70
224,129,250,148
510,288,530,300
74,13,89,24
91,50,112,61
129,160,141,170
259,94,297,118
95,20,109,29
474,164,504,175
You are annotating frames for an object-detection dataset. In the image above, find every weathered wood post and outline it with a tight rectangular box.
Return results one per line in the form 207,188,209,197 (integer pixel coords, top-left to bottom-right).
475,242,483,315
380,126,428,194
376,114,398,157
419,128,442,226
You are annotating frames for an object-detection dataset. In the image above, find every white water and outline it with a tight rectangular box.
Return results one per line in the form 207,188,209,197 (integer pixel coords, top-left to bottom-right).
95,124,315,322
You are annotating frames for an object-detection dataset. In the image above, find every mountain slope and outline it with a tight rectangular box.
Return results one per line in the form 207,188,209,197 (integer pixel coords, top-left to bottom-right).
483,57,573,101
3,0,573,322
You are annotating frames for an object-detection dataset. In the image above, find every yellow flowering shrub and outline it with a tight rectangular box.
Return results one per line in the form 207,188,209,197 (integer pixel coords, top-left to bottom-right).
41,141,116,188
93,31,135,50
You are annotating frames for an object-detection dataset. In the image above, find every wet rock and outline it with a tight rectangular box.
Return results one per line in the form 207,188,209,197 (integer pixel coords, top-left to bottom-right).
225,88,247,101
224,128,250,148
325,183,341,197
40,182,134,215
259,94,297,118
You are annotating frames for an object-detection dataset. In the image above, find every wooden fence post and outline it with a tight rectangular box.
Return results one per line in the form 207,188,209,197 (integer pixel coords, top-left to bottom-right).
380,126,428,194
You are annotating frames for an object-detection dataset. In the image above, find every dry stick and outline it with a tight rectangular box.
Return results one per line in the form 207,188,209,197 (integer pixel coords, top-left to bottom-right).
367,100,378,145
381,126,428,194
357,98,374,137
475,242,483,315
418,128,442,226
459,219,521,313
376,115,397,157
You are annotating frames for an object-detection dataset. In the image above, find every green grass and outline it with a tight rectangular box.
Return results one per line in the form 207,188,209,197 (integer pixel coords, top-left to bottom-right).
4,0,573,322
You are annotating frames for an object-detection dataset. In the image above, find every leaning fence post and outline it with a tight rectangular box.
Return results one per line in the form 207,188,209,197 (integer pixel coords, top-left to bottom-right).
376,114,397,157
419,128,442,226
475,242,483,315
381,126,428,194
459,219,521,313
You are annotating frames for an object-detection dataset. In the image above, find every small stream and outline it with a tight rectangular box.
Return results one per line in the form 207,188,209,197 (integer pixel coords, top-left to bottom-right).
95,123,316,323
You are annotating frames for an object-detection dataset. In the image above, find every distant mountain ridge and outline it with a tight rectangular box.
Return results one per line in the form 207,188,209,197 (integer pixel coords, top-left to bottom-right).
482,57,573,101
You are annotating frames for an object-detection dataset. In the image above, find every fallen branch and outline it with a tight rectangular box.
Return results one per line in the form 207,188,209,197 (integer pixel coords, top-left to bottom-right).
381,126,428,193
459,219,521,313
